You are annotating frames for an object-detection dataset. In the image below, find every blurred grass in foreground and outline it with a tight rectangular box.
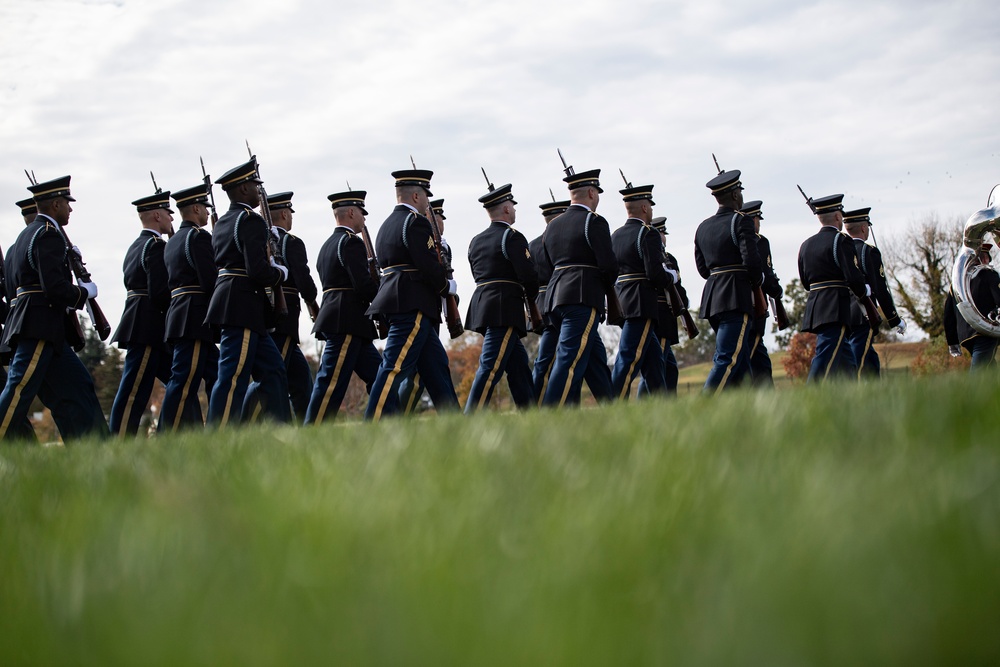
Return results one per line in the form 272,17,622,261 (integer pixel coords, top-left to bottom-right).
1,373,999,666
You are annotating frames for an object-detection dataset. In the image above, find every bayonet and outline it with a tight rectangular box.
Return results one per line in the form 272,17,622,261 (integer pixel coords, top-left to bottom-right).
557,148,574,176
410,155,417,169
619,168,631,188
150,171,161,194
481,167,495,192
24,169,37,186
796,184,816,212
712,153,722,174
549,188,556,202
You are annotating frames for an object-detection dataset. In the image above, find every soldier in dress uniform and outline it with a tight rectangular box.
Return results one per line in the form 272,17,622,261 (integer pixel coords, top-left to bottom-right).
364,169,459,420
0,176,108,441
109,190,174,436
797,194,869,381
944,244,1000,370
304,190,382,424
244,192,318,422
205,158,291,425
158,183,220,431
694,170,763,393
638,216,690,396
610,183,671,398
397,197,451,414
843,207,904,378
538,168,619,407
16,198,38,224
464,181,538,412
531,199,614,403
740,200,783,388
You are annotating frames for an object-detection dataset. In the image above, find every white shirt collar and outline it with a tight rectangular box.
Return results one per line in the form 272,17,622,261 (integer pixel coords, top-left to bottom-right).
400,202,419,214
571,202,592,212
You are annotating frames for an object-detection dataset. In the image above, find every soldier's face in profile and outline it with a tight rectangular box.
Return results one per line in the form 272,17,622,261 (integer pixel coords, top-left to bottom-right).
415,189,429,215
753,215,761,234
55,198,72,226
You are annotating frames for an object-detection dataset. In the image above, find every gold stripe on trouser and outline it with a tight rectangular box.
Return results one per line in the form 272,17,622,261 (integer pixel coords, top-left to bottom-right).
558,309,597,407
118,347,152,437
220,329,252,427
824,326,847,381
373,312,423,421
714,314,749,396
404,373,422,414
172,340,202,430
857,328,874,380
619,320,652,400
477,327,513,409
0,340,45,438
314,335,352,425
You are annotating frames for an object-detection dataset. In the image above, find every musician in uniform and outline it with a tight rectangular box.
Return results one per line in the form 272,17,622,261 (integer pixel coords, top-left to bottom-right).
304,190,382,424
538,168,619,407
797,194,869,381
158,183,219,431
464,181,538,412
364,169,459,420
740,200,783,388
531,199,614,403
694,169,763,393
944,244,1000,370
397,198,453,414
610,183,671,398
109,190,173,436
205,158,290,425
244,192,318,422
0,176,108,441
843,207,904,378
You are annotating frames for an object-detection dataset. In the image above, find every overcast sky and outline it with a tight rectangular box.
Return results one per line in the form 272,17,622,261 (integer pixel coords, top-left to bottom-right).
2,0,999,350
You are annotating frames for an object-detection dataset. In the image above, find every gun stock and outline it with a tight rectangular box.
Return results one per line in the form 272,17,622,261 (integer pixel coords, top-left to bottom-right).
862,295,882,329
752,284,768,320
771,296,790,331
667,282,699,339
425,204,464,339
359,224,389,339
526,295,544,334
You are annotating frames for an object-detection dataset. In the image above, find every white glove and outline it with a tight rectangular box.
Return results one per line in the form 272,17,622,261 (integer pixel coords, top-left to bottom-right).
896,319,906,335
270,226,280,239
865,284,872,296
270,258,289,282
71,244,83,260
447,279,458,296
664,267,679,284
78,280,98,299
948,344,962,358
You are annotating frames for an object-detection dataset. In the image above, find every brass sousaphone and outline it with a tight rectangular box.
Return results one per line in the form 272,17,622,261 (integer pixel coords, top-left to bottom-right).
951,185,1000,336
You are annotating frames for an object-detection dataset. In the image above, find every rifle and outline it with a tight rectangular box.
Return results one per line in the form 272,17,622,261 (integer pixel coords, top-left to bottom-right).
424,198,464,339
24,170,111,343
797,183,881,329
246,141,288,318
359,222,389,340
771,296,790,331
713,155,767,319
557,148,623,325
200,157,220,227
150,171,175,237
480,167,543,334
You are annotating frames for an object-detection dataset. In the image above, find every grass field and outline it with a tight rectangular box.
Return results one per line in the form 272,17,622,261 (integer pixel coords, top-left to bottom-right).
2,370,999,665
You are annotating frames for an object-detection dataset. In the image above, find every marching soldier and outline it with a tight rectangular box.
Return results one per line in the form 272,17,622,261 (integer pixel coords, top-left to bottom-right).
109,190,173,437
464,181,538,412
0,176,108,441
531,199,614,403
245,192,318,422
944,244,1000,370
364,168,459,420
741,200,783,388
397,198,453,413
16,198,38,225
843,207,904,378
538,168,619,407
694,169,763,393
610,183,670,398
651,216,688,394
158,183,219,431
798,194,869,381
205,158,291,425
304,190,382,424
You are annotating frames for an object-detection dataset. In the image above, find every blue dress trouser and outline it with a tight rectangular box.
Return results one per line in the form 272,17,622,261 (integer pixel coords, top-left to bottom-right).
110,344,172,437
846,324,879,379
465,326,535,412
158,339,219,431
612,318,665,399
207,327,291,426
807,324,857,383
704,311,753,393
305,334,381,424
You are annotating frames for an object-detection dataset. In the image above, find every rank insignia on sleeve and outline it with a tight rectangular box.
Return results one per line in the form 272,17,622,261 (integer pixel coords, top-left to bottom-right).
879,266,885,277
854,256,859,268
427,237,434,249
525,248,531,259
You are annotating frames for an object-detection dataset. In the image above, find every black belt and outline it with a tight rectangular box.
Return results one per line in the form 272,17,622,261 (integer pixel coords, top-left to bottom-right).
381,264,418,275
219,269,249,279
553,264,599,271
809,280,848,291
171,286,204,298
126,289,148,299
709,265,746,276
615,272,647,284
15,285,42,297
474,279,521,288
323,287,353,294
282,287,299,296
